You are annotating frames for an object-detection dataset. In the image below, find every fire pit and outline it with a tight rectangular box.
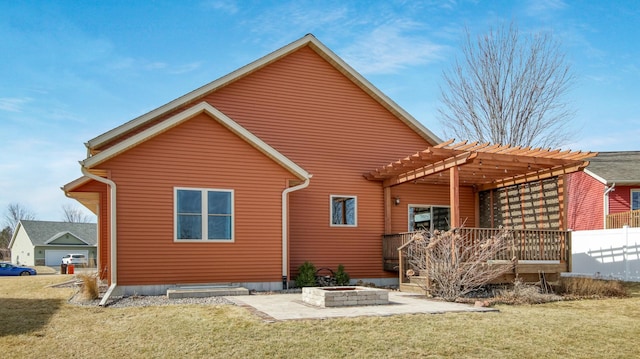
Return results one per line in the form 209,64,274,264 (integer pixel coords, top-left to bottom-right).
302,286,389,307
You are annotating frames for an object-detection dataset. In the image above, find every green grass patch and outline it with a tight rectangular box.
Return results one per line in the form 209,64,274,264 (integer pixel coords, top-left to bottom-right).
1,275,640,358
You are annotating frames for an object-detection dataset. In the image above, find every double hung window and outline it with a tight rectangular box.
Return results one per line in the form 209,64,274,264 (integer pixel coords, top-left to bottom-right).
632,189,640,211
175,188,233,241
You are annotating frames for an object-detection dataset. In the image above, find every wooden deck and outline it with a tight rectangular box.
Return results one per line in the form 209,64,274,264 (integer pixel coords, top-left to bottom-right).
383,228,572,290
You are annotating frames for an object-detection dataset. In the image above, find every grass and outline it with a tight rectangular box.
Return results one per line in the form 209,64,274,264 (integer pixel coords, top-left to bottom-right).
1,275,640,358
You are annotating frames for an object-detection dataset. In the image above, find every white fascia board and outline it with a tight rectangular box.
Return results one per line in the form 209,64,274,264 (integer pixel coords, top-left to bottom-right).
584,168,609,185
62,176,92,193
82,102,310,180
87,34,441,150
44,231,91,246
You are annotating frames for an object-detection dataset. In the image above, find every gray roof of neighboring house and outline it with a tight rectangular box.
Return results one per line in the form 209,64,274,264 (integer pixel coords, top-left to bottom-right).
18,220,97,246
585,151,640,185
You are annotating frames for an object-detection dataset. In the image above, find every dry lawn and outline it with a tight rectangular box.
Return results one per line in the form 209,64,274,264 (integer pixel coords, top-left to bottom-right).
1,275,639,358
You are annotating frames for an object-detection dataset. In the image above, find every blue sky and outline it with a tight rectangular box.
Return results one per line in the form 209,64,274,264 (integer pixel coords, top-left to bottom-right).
1,0,639,222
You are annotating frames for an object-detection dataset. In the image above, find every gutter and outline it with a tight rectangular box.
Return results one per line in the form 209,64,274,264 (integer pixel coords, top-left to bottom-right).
80,165,118,306
281,175,312,289
603,183,616,228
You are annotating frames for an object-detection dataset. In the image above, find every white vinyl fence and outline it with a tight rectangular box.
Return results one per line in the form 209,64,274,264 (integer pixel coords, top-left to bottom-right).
570,226,640,281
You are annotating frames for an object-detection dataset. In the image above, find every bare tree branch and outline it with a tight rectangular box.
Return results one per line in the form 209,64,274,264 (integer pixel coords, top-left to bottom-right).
438,22,575,148
3,202,36,236
61,204,93,223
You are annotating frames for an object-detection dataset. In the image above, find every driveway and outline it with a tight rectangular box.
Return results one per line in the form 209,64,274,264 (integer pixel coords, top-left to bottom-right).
228,291,496,321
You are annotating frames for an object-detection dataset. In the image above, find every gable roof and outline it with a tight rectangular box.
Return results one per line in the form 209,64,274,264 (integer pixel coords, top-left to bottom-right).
81,101,310,181
10,220,97,247
85,33,441,152
584,151,640,185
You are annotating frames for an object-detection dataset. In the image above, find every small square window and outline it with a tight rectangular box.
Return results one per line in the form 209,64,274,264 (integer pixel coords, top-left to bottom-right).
330,195,357,227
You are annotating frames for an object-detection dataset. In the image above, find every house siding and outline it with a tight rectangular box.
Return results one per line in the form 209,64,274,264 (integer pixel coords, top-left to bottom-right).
566,171,606,230
389,183,476,232
10,225,34,266
609,186,638,213
201,47,434,279
95,113,297,286
78,44,473,286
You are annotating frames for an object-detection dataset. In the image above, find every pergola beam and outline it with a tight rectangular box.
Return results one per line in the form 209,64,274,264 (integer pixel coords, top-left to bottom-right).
382,152,475,187
476,161,590,191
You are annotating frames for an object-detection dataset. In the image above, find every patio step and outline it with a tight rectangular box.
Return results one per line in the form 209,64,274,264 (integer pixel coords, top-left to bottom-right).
166,285,249,299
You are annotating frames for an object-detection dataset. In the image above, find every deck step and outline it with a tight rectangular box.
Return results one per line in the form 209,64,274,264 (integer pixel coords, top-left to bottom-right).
399,282,429,295
166,285,249,299
409,276,428,285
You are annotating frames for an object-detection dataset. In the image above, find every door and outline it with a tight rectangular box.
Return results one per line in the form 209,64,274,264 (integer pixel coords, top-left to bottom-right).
409,205,450,232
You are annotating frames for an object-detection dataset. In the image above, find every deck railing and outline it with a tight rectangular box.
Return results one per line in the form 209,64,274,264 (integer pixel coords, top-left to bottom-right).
383,227,571,272
606,209,640,229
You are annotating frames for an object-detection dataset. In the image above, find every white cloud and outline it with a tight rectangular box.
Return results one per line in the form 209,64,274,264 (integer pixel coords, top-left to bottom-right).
340,23,447,74
0,97,32,112
169,62,203,75
202,0,239,14
526,0,567,14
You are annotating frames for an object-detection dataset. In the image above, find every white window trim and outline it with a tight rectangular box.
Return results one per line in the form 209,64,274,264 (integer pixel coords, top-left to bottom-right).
408,204,451,232
330,194,358,227
174,187,235,242
632,189,640,211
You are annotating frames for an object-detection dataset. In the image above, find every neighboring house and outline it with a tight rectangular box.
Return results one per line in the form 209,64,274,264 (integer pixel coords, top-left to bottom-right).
566,151,640,230
63,34,594,298
9,220,97,266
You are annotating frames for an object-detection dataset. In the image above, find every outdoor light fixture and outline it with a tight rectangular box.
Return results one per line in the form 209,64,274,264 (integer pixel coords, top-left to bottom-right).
394,197,401,205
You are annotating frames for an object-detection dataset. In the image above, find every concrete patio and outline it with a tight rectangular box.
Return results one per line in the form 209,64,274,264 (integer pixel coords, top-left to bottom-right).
227,290,497,321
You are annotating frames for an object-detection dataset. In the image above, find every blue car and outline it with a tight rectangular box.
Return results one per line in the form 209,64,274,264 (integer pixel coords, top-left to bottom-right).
0,262,37,276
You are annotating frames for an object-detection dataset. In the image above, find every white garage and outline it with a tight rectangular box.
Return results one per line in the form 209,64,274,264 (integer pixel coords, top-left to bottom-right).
9,220,97,266
45,249,89,266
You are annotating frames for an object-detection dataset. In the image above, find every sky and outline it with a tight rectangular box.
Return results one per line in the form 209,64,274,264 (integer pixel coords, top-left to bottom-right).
1,0,639,222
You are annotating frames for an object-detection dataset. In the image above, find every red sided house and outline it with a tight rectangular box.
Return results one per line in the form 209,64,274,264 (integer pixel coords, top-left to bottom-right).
566,151,640,230
63,34,595,300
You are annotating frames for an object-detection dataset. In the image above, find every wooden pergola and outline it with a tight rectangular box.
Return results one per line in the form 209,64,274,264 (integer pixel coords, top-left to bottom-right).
365,140,597,230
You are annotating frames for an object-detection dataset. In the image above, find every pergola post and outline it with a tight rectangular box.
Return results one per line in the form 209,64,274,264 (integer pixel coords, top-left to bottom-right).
384,186,392,234
449,166,460,228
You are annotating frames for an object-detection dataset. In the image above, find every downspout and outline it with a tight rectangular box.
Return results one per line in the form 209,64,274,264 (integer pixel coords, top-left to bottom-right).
281,175,312,289
80,165,118,306
603,183,615,228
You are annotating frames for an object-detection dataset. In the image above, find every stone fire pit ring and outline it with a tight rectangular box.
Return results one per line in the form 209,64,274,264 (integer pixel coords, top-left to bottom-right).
302,286,389,307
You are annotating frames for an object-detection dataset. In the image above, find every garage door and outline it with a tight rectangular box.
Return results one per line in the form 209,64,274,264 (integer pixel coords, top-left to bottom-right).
44,250,89,266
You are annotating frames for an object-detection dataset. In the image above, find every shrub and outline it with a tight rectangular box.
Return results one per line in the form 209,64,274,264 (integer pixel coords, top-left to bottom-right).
404,228,515,301
334,264,350,286
496,279,562,304
557,277,629,298
77,272,99,301
295,261,317,288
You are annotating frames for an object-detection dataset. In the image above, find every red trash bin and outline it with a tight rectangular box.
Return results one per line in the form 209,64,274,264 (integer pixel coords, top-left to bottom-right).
68,264,75,274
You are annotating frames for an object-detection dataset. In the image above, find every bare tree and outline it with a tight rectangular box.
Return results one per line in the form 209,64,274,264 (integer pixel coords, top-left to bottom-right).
404,229,515,301
61,204,93,223
438,22,575,148
0,226,11,249
3,202,36,236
